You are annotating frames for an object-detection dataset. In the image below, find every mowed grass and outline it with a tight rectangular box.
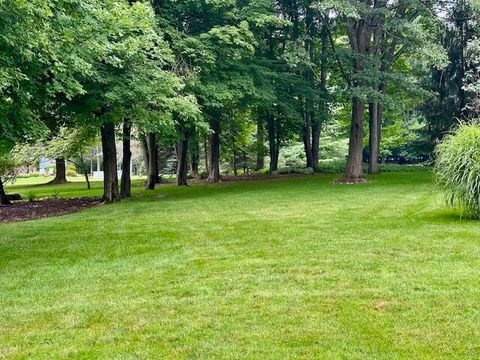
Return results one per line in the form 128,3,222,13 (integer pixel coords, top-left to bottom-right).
1,172,480,359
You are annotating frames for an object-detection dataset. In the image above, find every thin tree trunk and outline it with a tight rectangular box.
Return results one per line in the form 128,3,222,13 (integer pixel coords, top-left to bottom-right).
121,120,132,198
377,100,383,157
303,106,314,168
146,133,159,190
267,112,279,172
177,130,189,186
345,97,365,181
204,136,209,175
50,158,67,184
101,122,120,203
303,9,316,169
232,137,238,176
256,117,265,171
189,134,200,177
368,102,380,174
0,178,10,205
314,24,329,170
84,171,91,190
312,122,320,169
79,155,91,190
375,83,385,170
208,119,221,183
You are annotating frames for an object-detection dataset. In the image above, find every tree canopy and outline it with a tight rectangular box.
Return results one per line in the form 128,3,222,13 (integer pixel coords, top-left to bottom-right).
1,0,478,202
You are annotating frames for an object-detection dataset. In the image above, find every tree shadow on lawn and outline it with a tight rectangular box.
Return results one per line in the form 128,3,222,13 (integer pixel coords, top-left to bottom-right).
134,175,332,204
421,208,478,223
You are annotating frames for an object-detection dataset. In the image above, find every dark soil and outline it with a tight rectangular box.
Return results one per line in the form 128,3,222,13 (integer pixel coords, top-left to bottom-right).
334,177,367,185
0,198,101,224
188,173,318,185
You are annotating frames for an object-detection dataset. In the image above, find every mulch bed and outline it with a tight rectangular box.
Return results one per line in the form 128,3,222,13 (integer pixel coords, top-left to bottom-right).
187,173,318,185
0,198,102,224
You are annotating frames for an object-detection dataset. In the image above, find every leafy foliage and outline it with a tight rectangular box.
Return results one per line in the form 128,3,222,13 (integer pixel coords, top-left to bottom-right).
435,122,480,218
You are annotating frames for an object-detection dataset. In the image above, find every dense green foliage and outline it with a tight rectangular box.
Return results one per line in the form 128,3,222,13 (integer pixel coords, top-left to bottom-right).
1,0,479,199
435,123,480,218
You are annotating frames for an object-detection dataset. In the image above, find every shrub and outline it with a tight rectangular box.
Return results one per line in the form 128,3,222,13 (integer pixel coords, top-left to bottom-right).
67,169,78,177
26,191,37,202
435,123,480,218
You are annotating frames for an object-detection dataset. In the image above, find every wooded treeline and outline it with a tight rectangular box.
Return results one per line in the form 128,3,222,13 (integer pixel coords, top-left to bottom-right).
1,0,479,203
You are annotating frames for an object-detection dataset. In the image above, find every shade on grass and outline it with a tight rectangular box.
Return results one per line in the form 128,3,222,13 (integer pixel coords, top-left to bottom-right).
1,172,480,359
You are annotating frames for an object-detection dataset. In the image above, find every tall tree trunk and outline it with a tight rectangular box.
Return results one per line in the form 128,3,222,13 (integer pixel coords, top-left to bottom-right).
267,112,279,172
101,122,120,203
177,129,190,186
368,102,380,174
375,82,385,170
146,133,159,190
311,122,320,169
345,97,365,180
303,107,314,168
0,178,10,205
303,7,316,169
121,120,132,198
345,18,371,181
189,134,200,177
256,117,265,171
313,24,329,170
50,158,67,184
208,119,221,183
377,99,383,157
204,136,209,175
232,137,238,176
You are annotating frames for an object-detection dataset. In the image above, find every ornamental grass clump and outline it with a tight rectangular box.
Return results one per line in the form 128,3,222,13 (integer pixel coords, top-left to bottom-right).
435,122,480,218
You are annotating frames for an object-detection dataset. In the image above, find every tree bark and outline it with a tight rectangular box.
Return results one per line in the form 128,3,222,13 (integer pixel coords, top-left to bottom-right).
313,24,329,169
256,117,265,171
0,178,10,205
189,135,200,177
177,130,190,186
303,107,314,168
208,119,221,183
146,133,159,190
267,112,279,172
121,120,132,198
50,158,67,184
84,172,91,190
368,102,380,174
345,97,365,180
204,136,209,175
232,137,238,176
101,122,120,203
78,154,91,190
312,122,320,168
303,7,316,169
345,17,371,181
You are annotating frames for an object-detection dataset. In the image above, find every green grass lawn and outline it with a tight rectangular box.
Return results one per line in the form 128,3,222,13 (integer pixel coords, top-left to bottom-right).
1,172,480,359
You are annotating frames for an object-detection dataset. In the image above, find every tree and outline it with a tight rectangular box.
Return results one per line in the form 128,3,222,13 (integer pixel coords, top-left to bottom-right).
48,0,193,201
0,150,16,205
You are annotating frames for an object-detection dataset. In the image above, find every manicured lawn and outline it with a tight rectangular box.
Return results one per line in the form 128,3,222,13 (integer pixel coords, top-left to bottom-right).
1,172,479,359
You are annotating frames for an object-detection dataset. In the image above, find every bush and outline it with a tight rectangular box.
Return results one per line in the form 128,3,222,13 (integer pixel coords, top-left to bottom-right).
67,169,78,177
435,123,480,218
26,191,37,202
274,167,315,175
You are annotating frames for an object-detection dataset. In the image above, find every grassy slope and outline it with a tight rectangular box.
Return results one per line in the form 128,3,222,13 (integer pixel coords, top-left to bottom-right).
1,172,479,359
